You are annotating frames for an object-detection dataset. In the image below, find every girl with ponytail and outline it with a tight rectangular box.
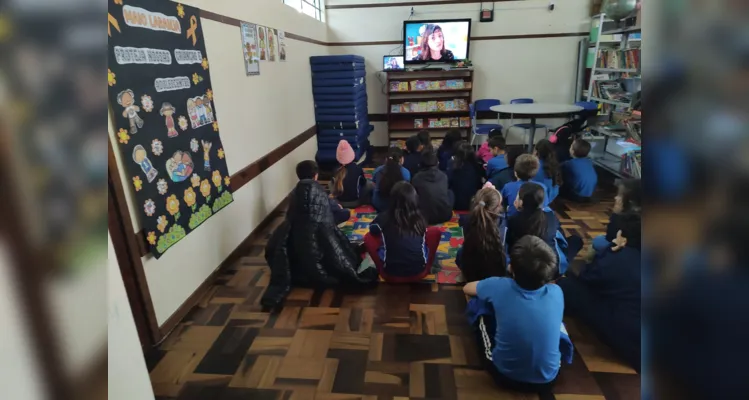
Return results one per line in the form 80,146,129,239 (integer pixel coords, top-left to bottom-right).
505,182,559,254
532,139,562,203
456,183,507,282
372,147,411,212
331,140,372,208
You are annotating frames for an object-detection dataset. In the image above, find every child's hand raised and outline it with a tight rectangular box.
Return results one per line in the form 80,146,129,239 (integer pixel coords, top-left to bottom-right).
611,230,627,252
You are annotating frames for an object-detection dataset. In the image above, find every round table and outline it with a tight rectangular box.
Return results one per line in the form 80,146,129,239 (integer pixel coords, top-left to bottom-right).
490,103,584,151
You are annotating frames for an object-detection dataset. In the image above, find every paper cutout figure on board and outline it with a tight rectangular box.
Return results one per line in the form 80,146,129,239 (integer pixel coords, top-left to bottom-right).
165,150,194,182
117,89,144,134
186,95,214,128
133,144,158,182
201,140,212,171
160,102,179,138
258,26,267,61
268,29,276,62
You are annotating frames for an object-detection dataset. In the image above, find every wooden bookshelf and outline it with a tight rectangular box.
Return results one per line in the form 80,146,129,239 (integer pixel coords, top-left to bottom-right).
386,69,473,142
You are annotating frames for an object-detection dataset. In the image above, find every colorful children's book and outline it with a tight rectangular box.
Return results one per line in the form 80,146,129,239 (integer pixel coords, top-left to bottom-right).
418,102,428,112
398,82,409,92
389,82,399,92
459,117,470,127
414,119,424,129
445,80,457,89
428,81,440,90
411,103,420,113
415,80,428,91
390,104,400,113
456,99,467,110
437,101,446,112
450,118,459,127
427,101,438,112
440,118,451,127
428,118,438,128
410,81,419,91
445,101,455,111
399,104,409,113
439,80,447,90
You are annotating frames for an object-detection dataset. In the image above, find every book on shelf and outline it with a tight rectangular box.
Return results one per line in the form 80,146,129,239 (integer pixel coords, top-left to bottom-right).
593,80,632,103
427,101,438,112
398,82,409,91
389,82,399,92
597,49,640,70
428,118,438,128
438,80,447,90
390,104,400,113
450,118,459,127
445,100,455,111
437,101,446,112
459,117,470,127
418,102,427,112
456,99,466,110
414,119,424,129
428,81,440,90
415,80,427,91
440,118,451,127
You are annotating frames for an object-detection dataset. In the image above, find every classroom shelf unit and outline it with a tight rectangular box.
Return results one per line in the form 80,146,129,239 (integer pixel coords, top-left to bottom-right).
385,69,474,145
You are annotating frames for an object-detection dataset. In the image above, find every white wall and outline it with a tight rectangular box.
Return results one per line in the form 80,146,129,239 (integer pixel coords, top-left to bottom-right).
109,0,328,325
108,234,156,400
326,0,591,146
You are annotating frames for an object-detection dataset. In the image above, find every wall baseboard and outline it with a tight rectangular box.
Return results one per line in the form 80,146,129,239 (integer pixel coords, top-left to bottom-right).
157,193,290,339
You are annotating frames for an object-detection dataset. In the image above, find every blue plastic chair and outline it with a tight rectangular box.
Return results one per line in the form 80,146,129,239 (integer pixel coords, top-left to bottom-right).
572,101,599,121
470,99,503,146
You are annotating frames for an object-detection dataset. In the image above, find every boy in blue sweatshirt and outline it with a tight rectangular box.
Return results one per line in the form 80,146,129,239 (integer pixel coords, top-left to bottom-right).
557,213,641,372
501,154,548,216
560,139,598,202
485,136,508,179
296,160,350,225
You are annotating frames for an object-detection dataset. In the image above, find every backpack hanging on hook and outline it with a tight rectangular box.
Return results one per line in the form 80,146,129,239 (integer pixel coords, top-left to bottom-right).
479,2,494,22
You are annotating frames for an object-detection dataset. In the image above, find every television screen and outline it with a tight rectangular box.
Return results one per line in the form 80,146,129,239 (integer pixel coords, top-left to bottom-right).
403,19,471,63
383,56,404,70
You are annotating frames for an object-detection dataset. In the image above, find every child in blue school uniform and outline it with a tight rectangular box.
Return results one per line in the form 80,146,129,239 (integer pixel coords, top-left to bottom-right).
295,160,350,225
330,140,373,208
557,213,642,372
455,185,507,282
501,154,547,216
533,139,562,204
436,129,462,171
372,147,411,212
463,235,564,392
485,136,508,180
448,141,485,211
560,139,598,202
403,135,423,177
488,146,524,192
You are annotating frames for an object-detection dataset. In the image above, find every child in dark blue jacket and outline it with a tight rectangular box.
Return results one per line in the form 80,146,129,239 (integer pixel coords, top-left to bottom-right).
561,139,598,202
557,213,642,372
296,160,350,225
331,140,372,208
592,179,641,255
372,147,411,212
485,136,508,180
436,129,462,171
448,141,484,211
403,135,423,177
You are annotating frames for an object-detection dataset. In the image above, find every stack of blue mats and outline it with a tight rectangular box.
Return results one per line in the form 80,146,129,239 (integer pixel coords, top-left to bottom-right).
310,55,371,163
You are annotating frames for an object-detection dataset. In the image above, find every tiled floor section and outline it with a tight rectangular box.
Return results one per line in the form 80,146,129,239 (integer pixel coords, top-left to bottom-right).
147,188,640,400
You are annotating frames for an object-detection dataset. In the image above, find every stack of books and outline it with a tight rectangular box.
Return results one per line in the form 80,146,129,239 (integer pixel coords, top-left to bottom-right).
390,99,468,113
592,80,631,103
597,49,640,70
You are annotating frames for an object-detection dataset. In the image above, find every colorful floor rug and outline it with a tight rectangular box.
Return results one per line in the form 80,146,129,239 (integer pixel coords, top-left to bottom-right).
340,168,464,284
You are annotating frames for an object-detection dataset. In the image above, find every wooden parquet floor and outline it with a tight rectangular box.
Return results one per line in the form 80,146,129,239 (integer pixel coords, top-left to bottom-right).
147,185,640,400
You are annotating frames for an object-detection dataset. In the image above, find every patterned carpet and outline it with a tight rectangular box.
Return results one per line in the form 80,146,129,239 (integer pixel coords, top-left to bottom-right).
146,181,640,400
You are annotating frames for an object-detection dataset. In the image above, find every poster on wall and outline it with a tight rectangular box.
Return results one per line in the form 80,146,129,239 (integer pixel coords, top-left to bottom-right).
268,28,277,62
257,25,268,61
278,30,287,61
240,21,260,75
107,0,234,259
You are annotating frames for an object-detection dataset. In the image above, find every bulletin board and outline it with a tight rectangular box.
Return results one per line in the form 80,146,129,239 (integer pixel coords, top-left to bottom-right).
107,0,233,259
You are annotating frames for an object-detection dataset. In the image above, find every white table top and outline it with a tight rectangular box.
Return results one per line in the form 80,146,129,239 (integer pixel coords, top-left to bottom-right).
490,103,583,115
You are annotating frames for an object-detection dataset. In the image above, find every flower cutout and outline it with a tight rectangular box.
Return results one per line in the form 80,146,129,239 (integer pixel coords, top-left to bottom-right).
176,3,185,18
201,58,209,70
178,116,188,131
224,176,231,187
132,176,143,192
144,199,156,217
190,138,199,153
157,179,168,195
206,89,213,101
184,187,197,207
200,179,211,197
156,215,168,233
117,128,130,144
141,94,154,112
190,173,201,188
147,231,157,245
107,69,116,86
212,121,219,132
166,194,180,216
217,148,225,159
212,170,222,188
151,139,164,156
192,73,201,85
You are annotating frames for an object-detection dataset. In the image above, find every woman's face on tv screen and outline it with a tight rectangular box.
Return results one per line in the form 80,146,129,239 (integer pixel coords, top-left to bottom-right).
427,29,444,51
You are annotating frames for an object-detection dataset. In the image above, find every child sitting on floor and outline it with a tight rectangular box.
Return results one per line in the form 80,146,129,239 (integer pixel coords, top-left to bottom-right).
485,136,508,180
412,150,454,225
364,181,441,283
456,184,507,282
501,154,546,216
417,129,433,152
560,138,598,202
476,128,503,164
592,178,641,255
488,146,524,191
448,141,485,211
437,129,462,171
463,235,563,393
506,182,559,254
533,139,562,204
296,160,350,225
331,140,373,208
372,147,411,212
557,213,642,372
403,135,423,177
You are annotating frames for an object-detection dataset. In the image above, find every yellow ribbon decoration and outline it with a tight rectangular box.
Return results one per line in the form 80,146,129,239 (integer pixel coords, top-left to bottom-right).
108,13,121,37
186,15,198,46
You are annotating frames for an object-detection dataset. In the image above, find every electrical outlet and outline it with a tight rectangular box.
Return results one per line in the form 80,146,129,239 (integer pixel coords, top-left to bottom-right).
548,0,555,11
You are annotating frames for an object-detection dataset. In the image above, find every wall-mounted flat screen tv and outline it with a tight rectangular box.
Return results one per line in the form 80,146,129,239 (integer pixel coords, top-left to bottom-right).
403,19,471,64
